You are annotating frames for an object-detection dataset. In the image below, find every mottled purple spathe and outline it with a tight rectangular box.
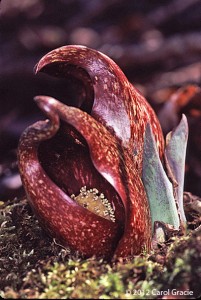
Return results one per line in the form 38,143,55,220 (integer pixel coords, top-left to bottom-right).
18,45,164,260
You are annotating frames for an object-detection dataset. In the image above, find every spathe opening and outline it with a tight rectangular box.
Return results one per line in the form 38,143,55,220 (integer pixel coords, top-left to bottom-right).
37,62,94,114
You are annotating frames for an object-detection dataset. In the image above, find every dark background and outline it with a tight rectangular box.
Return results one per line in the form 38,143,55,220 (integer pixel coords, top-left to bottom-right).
0,0,201,200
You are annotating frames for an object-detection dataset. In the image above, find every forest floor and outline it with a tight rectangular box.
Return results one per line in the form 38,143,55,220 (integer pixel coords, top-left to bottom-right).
0,193,200,299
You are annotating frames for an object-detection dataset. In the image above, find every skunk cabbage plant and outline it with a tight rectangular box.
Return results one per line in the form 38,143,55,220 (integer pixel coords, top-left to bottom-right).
18,45,188,260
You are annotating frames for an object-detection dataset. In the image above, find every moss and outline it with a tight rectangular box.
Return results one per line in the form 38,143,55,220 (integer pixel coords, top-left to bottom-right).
1,257,163,299
0,197,201,299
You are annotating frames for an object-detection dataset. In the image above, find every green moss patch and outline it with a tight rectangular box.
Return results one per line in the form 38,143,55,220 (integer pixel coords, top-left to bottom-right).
0,197,200,299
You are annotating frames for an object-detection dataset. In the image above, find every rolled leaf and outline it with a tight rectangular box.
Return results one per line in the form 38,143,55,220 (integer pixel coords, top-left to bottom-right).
165,114,188,226
142,123,180,230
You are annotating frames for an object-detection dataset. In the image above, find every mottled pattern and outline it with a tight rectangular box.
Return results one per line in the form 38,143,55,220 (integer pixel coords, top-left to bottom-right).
35,45,164,174
18,46,164,259
18,107,122,260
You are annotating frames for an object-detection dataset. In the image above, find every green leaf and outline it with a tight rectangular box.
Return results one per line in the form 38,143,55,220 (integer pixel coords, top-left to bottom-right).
142,123,180,231
165,114,188,226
